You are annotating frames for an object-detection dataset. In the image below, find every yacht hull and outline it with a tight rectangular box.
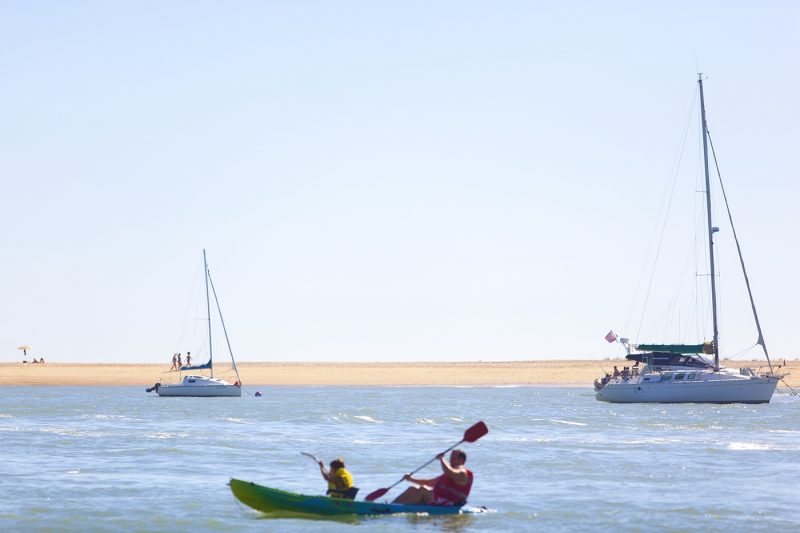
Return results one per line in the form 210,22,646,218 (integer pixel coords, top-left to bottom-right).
596,376,778,404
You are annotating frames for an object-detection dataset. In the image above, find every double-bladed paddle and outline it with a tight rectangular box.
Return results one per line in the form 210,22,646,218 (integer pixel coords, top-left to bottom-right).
364,421,489,502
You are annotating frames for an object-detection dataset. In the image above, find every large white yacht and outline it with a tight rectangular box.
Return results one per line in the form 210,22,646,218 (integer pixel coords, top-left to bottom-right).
595,342,778,404
595,75,782,404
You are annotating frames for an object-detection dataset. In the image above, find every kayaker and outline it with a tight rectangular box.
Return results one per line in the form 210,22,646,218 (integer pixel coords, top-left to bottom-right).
391,449,473,506
318,458,356,499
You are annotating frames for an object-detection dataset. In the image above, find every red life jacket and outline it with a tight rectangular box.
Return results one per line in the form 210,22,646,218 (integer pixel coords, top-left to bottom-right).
432,468,473,506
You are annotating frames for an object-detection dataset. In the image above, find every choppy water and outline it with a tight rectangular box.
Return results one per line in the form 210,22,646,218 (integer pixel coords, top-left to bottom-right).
1,386,799,532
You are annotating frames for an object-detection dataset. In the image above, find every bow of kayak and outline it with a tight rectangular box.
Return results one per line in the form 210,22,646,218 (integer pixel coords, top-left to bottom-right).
230,478,474,517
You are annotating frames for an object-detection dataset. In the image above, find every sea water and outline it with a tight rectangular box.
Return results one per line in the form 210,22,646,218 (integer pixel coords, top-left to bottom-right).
1,386,798,532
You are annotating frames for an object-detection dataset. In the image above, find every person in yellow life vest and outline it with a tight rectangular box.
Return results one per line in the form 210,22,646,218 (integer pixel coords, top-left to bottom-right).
318,458,357,499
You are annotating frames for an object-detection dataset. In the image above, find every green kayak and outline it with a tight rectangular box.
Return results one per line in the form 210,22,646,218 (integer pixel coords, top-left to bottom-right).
230,478,475,517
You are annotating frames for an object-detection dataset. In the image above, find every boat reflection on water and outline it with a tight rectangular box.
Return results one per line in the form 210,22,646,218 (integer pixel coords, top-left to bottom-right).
250,508,486,530
405,511,485,532
250,509,362,525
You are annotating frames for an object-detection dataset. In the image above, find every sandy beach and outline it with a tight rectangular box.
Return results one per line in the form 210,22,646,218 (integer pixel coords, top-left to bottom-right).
1,359,797,387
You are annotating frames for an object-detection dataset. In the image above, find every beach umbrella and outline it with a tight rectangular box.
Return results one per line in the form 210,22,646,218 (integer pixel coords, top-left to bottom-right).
17,345,31,356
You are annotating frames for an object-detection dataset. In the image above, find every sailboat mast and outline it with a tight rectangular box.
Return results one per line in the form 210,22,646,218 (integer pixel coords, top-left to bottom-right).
698,74,720,372
204,249,214,378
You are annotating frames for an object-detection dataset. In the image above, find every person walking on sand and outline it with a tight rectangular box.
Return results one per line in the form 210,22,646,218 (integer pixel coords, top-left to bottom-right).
318,458,356,499
186,352,192,366
177,353,182,368
170,353,178,370
391,450,473,506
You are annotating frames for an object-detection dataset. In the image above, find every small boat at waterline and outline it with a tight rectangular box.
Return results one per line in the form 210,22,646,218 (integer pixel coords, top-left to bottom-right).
147,250,242,398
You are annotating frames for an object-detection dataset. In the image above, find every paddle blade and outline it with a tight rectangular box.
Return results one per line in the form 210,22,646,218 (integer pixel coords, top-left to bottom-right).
364,488,389,502
463,421,489,443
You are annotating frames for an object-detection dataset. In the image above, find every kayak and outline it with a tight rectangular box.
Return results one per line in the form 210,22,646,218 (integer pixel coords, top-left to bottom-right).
229,478,475,517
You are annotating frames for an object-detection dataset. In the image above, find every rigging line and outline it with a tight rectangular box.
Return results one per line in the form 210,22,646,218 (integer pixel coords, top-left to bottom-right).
629,88,698,340
692,125,716,345
644,243,694,341
207,269,241,384
693,140,709,342
779,377,799,396
656,248,695,341
706,130,774,374
726,342,758,360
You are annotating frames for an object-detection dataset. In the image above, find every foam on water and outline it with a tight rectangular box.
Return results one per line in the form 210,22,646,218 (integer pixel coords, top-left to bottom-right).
351,415,382,423
727,442,772,451
529,418,587,426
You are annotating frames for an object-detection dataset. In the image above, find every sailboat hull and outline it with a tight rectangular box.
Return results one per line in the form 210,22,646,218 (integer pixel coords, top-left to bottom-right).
156,375,242,397
157,385,241,397
596,375,779,404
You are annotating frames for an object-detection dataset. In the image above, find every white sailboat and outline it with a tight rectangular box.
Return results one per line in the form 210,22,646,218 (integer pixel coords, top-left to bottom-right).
595,75,782,404
148,250,242,398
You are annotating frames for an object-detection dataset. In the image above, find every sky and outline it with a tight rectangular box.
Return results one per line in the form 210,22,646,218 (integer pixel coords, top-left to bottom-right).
1,1,798,363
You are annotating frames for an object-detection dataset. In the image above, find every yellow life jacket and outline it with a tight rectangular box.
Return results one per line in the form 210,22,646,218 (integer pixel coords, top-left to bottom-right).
327,467,354,498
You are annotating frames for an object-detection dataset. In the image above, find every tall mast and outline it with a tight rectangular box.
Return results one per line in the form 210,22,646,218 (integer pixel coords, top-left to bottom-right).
698,74,720,372
203,249,214,378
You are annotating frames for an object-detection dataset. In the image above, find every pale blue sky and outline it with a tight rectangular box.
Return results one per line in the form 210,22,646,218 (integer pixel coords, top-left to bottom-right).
2,1,798,363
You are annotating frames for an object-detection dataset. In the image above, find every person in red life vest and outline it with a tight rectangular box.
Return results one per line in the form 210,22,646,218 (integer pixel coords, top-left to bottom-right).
391,449,473,506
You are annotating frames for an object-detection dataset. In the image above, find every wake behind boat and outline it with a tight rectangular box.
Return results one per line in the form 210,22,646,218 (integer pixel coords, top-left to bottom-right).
147,250,242,398
229,479,483,517
595,75,783,404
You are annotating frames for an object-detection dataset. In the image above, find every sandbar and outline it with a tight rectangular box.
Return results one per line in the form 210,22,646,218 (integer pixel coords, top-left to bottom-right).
1,360,797,388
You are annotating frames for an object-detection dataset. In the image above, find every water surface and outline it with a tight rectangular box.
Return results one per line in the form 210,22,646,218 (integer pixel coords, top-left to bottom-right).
1,386,798,531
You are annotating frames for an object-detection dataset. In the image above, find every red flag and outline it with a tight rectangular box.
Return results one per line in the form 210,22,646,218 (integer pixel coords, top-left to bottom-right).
605,330,617,343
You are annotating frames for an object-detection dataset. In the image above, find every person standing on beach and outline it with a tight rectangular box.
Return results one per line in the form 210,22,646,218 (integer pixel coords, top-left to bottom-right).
186,352,192,366
177,353,182,368
318,458,356,499
170,353,178,370
391,450,473,506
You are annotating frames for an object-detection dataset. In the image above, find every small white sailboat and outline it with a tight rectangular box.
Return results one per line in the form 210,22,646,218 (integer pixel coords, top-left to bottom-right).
595,75,782,404
148,250,242,398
